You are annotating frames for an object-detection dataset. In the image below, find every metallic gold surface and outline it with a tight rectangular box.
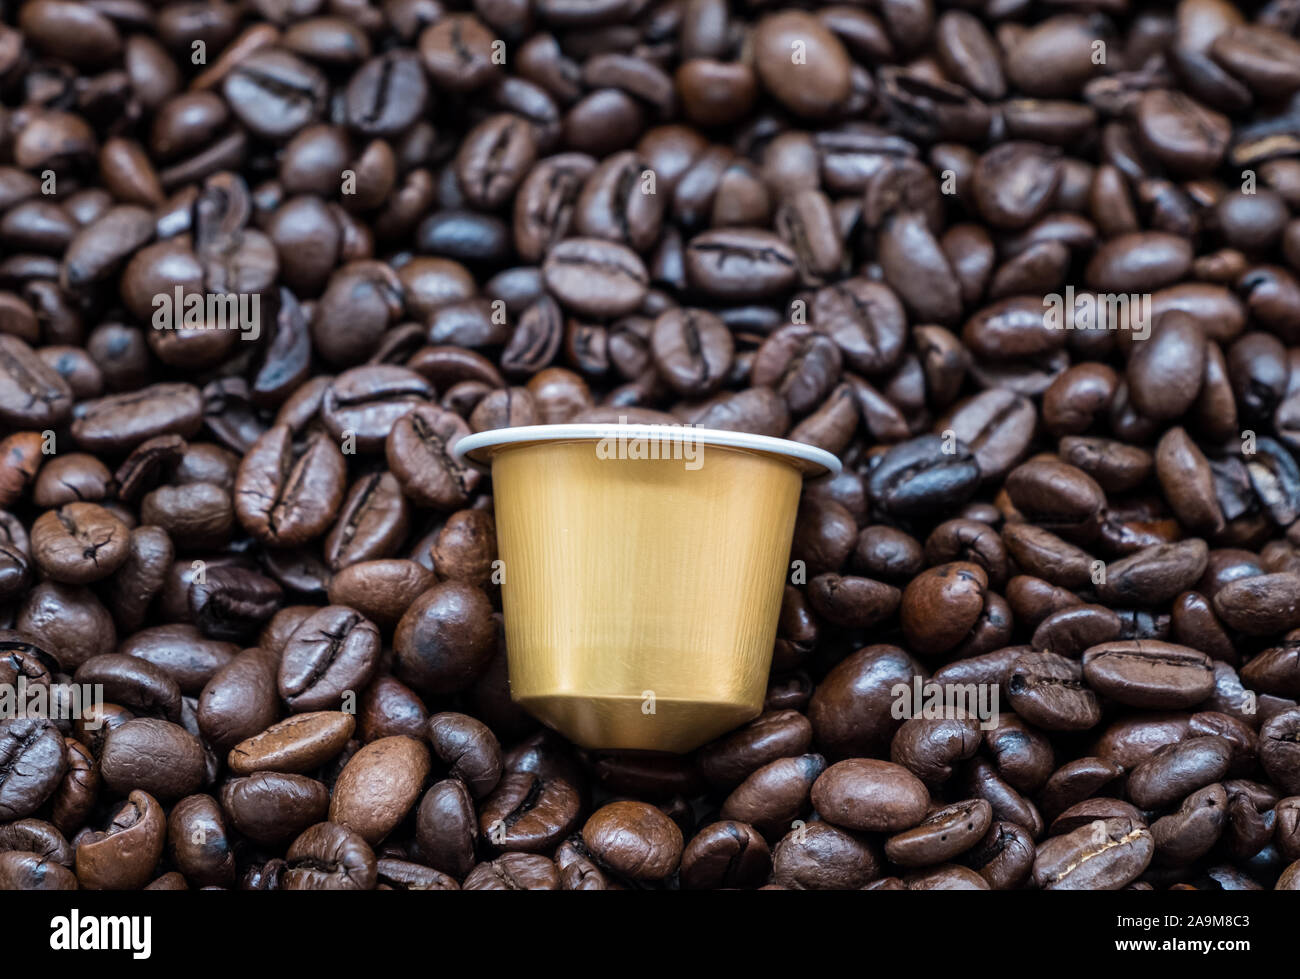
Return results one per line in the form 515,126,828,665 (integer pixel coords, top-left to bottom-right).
488,437,805,752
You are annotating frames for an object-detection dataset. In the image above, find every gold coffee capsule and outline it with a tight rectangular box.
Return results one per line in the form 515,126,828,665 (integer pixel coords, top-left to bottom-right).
455,423,839,753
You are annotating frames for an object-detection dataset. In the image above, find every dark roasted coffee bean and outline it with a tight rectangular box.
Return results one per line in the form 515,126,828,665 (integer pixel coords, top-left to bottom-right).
681,821,771,890
278,606,381,712
328,560,437,629
720,754,825,838
753,11,852,118
74,654,182,722
868,436,980,517
0,335,73,430
462,852,558,890
1260,709,1300,795
415,777,478,879
223,774,331,847
283,822,377,890
394,582,496,696
427,712,501,800
1128,737,1233,809
228,712,355,776
812,759,929,834
582,801,683,881
543,237,648,317
0,718,66,820
478,770,581,854
30,503,129,585
1007,651,1101,731
100,718,205,802
685,228,797,300
188,566,283,642
885,799,993,867
75,790,166,890
770,820,877,890
387,405,481,510
235,426,346,547
330,735,430,844
1082,641,1216,709
1033,816,1154,890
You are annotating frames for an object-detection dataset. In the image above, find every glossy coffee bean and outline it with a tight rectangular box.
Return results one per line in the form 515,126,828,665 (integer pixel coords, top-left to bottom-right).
582,801,684,882
278,606,381,712
811,759,929,834
1032,817,1154,890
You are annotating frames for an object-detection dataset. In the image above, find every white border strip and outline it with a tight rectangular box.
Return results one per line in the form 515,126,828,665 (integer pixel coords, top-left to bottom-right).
454,424,842,477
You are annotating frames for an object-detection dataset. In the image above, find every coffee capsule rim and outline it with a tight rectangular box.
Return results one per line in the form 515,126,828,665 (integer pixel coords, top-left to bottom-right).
454,423,841,477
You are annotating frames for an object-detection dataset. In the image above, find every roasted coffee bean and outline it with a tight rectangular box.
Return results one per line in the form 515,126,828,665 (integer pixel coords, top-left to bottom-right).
74,654,182,722
770,821,878,891
426,712,502,800
583,801,683,882
278,606,381,712
478,771,581,854
30,502,129,585
1260,709,1300,795
228,712,355,776
1032,817,1154,890
186,567,282,643
222,773,331,847
462,852,558,890
900,562,987,657
811,759,929,833
71,384,204,453
330,736,430,844
685,228,797,299
235,426,346,547
650,308,733,397
387,405,481,510
1039,758,1125,821
885,799,993,867
543,238,648,317
0,850,76,890
697,711,812,789
1007,652,1101,731
868,436,980,517
1151,783,1228,865
394,582,496,696
809,645,922,756
283,822,377,891
100,718,206,802
75,790,166,891
962,821,1036,890
1128,737,1233,810
1215,573,1300,635
198,649,280,753
0,718,66,820
753,11,852,119
0,335,73,430
720,754,825,838
892,715,982,786
680,821,771,890
324,472,411,572
983,715,1054,794
1082,641,1216,709
319,366,431,451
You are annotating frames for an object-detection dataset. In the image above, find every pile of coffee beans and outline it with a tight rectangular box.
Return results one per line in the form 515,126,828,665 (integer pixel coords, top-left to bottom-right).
2,0,1300,891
